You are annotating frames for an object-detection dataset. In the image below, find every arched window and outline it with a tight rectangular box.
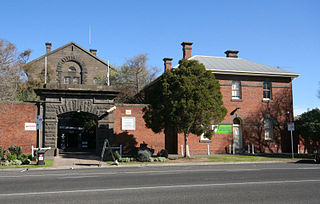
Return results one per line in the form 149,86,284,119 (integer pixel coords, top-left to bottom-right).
264,119,273,140
233,118,241,125
68,66,76,72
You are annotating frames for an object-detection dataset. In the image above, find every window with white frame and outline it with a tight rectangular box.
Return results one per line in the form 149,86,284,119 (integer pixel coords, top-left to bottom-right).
264,118,273,140
263,82,272,100
232,81,241,99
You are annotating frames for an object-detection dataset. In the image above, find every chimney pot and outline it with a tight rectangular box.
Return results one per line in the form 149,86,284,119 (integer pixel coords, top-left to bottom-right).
45,42,52,54
90,49,97,56
163,58,173,72
225,50,239,58
181,42,193,59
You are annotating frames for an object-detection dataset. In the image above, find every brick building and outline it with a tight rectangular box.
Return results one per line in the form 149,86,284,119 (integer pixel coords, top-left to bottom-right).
0,41,299,156
159,42,299,154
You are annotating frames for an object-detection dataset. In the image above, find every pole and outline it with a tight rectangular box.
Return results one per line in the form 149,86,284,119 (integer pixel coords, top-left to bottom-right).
107,60,110,86
291,130,294,159
44,56,47,84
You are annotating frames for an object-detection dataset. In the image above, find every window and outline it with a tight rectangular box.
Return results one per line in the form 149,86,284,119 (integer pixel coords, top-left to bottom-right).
264,119,273,140
68,66,76,72
263,82,272,100
232,81,241,99
64,77,71,84
73,77,80,84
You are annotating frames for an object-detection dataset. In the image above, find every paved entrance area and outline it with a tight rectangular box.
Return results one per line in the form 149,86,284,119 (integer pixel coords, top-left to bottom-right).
52,151,105,168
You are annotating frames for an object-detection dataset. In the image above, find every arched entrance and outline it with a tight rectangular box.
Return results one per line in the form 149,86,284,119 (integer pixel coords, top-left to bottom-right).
58,112,97,152
233,118,242,151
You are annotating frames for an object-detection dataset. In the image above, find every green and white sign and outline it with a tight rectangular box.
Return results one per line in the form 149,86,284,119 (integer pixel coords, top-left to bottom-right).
215,125,233,134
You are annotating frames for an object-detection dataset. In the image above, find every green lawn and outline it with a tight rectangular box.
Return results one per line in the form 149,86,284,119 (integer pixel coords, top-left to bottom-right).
0,159,54,169
105,154,311,165
197,155,293,162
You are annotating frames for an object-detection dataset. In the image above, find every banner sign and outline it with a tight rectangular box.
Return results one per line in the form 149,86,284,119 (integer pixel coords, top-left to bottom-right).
25,123,36,131
215,125,233,134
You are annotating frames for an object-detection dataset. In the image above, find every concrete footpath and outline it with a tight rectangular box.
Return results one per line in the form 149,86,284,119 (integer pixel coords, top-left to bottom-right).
52,152,106,169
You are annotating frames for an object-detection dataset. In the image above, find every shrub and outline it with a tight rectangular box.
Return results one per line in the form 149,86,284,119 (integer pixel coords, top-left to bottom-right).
11,159,22,165
27,154,36,161
0,146,3,160
8,145,22,156
157,149,168,158
136,150,151,162
6,153,17,161
4,160,10,166
154,157,166,162
22,158,31,165
119,157,131,162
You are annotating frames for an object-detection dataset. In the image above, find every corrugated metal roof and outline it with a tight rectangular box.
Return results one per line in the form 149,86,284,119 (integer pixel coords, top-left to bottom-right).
188,55,299,78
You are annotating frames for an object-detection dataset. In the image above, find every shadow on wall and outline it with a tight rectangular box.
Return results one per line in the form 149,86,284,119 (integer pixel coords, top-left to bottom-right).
112,131,138,156
243,89,297,153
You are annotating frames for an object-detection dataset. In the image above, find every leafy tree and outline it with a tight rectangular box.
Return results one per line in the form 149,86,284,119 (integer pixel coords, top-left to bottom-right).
0,39,31,101
296,108,320,152
143,59,227,157
114,54,159,102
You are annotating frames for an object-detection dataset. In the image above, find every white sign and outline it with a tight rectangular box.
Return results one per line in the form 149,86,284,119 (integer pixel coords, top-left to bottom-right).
25,123,37,131
36,115,43,130
125,109,132,115
288,123,295,131
122,117,136,130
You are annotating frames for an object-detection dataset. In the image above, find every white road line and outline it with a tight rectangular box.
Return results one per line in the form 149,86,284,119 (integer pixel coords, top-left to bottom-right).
1,179,320,197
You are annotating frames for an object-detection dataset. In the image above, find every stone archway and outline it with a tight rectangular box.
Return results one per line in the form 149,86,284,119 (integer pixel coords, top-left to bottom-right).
37,87,119,156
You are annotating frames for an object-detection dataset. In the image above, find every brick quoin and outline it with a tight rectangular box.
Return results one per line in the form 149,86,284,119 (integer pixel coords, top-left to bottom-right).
0,103,37,154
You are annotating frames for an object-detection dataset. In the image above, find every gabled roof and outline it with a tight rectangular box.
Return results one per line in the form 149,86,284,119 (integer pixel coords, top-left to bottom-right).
27,42,115,70
187,55,299,78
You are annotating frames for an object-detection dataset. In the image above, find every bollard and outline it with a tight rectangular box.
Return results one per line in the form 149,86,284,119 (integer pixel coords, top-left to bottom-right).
181,145,184,157
298,144,300,154
207,144,210,155
248,144,251,154
229,144,232,154
252,144,255,154
233,145,235,155
120,145,123,156
275,145,277,153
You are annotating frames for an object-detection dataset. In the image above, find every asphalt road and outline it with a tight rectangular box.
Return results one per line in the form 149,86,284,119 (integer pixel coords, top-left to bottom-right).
0,162,320,204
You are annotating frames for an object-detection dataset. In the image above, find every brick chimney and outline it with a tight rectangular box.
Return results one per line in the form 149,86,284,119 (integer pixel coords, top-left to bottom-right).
225,50,239,58
163,58,173,72
90,49,97,56
181,42,193,59
45,42,52,54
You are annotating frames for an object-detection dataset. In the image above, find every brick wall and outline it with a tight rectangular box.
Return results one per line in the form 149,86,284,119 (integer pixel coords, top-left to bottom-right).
0,103,37,154
113,104,165,155
174,75,293,155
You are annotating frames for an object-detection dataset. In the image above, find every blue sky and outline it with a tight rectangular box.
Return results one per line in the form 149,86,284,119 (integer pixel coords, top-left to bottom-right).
1,0,319,115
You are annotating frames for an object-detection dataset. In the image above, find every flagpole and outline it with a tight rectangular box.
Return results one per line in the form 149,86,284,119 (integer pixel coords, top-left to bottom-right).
107,60,110,86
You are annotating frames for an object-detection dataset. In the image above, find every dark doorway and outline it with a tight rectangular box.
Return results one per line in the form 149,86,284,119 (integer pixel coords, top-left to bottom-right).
165,126,178,154
58,112,97,152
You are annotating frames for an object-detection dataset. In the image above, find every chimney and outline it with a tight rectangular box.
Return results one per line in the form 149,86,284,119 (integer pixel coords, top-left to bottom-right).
90,49,97,56
163,58,173,72
181,42,193,59
45,42,52,54
225,50,239,58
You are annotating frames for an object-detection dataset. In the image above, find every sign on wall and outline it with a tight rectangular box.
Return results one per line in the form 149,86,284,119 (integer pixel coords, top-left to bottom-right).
25,123,37,131
215,125,233,134
121,117,136,130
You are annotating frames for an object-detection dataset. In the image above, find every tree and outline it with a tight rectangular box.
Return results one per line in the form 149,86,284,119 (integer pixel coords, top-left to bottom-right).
114,54,159,102
143,59,227,157
296,108,320,153
0,39,31,101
